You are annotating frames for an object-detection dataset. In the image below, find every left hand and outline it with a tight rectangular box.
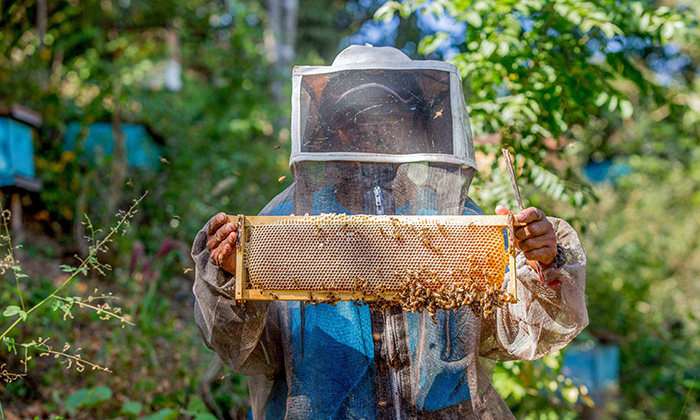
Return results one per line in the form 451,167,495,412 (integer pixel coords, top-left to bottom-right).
495,205,557,268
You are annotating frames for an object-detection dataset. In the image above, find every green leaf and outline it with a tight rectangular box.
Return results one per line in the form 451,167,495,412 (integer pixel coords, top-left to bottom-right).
82,386,112,406
186,396,208,414
64,389,90,410
661,22,674,40
64,387,112,410
140,408,180,420
463,11,482,28
480,40,497,57
193,414,218,420
620,100,634,119
418,32,450,55
639,13,651,31
59,265,76,273
121,401,142,416
374,2,399,23
594,92,608,107
3,306,20,317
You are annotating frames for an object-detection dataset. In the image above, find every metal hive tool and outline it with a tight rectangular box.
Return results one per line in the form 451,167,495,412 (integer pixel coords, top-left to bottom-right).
233,213,518,315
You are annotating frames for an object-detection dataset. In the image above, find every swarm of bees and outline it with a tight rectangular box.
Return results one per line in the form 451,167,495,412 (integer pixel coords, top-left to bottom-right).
363,267,516,322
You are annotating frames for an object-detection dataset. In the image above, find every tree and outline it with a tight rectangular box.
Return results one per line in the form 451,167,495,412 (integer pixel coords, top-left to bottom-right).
377,0,697,214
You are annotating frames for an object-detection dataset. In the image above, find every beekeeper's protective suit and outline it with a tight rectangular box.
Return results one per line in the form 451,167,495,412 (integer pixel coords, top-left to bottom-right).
192,45,588,419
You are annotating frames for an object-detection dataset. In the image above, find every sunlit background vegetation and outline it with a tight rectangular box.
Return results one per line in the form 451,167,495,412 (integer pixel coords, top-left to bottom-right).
1,0,699,418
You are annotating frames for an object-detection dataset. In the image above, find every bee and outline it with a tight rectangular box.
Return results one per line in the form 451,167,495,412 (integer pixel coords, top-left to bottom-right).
159,156,170,164
292,278,300,288
274,145,281,150
270,293,279,300
278,176,286,183
183,267,193,274
433,109,443,119
125,179,134,187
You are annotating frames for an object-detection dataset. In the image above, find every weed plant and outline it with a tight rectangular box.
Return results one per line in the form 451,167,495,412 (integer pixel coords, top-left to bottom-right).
0,194,145,417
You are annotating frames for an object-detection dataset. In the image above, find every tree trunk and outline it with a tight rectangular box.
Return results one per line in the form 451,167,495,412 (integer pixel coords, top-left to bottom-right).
103,84,127,227
266,0,299,129
10,192,24,248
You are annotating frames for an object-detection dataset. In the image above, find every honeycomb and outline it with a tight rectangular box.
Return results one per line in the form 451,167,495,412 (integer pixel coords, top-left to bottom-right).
241,214,514,308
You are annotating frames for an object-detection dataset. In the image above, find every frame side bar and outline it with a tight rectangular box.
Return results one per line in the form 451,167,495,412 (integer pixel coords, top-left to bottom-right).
235,214,245,301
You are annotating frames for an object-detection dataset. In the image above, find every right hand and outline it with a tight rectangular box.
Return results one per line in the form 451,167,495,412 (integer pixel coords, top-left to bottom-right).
206,212,238,275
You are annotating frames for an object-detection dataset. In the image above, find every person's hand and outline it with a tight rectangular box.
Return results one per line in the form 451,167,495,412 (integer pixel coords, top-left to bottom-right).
206,212,238,275
495,205,557,269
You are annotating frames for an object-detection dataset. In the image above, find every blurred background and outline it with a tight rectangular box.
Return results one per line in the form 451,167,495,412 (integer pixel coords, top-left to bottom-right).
0,0,699,419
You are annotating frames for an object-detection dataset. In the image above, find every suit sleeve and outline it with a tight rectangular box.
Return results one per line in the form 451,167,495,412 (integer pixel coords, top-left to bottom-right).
479,217,588,360
192,222,282,379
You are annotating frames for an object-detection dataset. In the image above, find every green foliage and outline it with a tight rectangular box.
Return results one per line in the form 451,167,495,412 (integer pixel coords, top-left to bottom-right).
578,111,700,418
493,354,592,419
379,0,698,213
0,0,289,250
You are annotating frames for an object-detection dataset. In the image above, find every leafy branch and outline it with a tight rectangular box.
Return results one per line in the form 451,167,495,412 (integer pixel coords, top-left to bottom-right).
0,192,146,343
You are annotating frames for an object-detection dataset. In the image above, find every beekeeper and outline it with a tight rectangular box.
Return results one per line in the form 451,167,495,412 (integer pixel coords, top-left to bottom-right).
192,45,587,419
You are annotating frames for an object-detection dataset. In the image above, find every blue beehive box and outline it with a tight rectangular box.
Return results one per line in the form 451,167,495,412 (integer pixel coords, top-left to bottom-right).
0,105,42,192
63,122,163,170
562,334,620,404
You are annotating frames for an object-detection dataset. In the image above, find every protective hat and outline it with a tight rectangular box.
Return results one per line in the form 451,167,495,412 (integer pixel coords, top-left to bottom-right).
290,45,478,217
291,45,477,169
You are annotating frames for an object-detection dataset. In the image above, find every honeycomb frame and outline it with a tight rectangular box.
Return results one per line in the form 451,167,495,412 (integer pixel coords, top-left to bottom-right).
232,214,517,304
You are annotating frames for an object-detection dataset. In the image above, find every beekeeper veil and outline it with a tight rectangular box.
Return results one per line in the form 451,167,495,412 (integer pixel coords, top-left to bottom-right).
291,45,478,216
